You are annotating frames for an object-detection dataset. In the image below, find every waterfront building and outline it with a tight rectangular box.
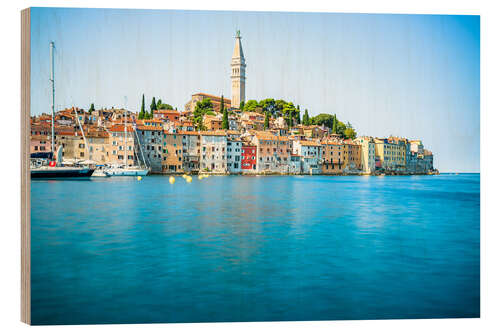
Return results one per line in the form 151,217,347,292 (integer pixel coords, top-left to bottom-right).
423,149,434,172
293,140,322,174
321,140,344,174
135,125,163,172
241,144,257,172
410,140,424,155
374,138,399,171
355,136,376,174
289,154,302,174
226,137,242,173
86,130,110,163
252,131,292,173
161,131,183,173
53,129,85,161
200,131,228,173
153,109,180,122
30,122,51,136
231,30,246,108
343,140,362,173
407,151,418,173
180,131,201,173
388,137,407,171
30,135,50,154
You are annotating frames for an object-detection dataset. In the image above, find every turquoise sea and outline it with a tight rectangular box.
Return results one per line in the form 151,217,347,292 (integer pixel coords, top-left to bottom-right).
30,174,480,324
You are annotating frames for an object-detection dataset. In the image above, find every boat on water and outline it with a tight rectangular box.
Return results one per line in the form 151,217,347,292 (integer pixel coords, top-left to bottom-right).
31,165,94,179
30,42,94,180
92,165,111,177
31,152,94,179
104,164,149,176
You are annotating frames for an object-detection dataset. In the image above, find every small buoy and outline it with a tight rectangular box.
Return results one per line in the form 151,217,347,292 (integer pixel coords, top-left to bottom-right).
169,176,175,184
198,175,203,180
182,174,187,179
186,176,192,183
137,176,142,181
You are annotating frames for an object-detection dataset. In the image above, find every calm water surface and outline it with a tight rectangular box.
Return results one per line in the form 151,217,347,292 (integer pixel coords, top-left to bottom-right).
31,174,480,324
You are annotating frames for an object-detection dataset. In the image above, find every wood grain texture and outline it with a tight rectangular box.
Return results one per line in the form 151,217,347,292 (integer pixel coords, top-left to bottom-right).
21,7,31,325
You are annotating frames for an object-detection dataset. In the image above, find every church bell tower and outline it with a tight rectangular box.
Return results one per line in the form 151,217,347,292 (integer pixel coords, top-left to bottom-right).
231,30,246,108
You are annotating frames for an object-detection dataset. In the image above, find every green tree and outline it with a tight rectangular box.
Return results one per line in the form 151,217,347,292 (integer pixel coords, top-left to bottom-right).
193,98,214,130
156,99,174,110
219,94,225,113
311,113,335,128
337,121,347,137
222,106,229,130
150,97,157,111
344,122,357,139
259,98,277,116
239,101,245,110
295,105,301,124
149,97,157,119
274,99,287,116
282,102,296,125
264,112,270,129
303,109,310,125
332,114,338,133
88,103,95,113
243,99,259,112
139,94,145,119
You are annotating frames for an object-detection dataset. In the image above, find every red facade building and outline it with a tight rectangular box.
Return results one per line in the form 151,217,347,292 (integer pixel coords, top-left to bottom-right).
241,144,257,171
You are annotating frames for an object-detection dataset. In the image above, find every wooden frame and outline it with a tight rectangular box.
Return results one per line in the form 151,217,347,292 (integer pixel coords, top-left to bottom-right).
21,7,31,325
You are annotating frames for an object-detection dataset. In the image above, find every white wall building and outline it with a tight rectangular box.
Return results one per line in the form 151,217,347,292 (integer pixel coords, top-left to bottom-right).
200,132,227,173
292,140,322,174
226,138,242,173
355,136,376,174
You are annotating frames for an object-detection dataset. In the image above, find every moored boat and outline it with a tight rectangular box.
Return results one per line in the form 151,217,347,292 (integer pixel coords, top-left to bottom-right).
105,165,149,176
30,151,94,179
31,166,94,179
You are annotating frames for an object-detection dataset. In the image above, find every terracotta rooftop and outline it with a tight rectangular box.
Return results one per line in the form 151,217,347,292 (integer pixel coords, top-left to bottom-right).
299,140,322,147
155,109,180,114
108,124,135,132
193,93,231,103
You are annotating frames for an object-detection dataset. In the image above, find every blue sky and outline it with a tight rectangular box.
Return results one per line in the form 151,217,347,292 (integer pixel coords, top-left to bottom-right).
30,8,479,172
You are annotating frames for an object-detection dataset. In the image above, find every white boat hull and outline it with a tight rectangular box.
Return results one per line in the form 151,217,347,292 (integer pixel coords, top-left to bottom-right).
106,168,149,176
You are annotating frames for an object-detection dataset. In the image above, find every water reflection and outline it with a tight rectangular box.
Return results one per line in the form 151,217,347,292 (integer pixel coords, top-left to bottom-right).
30,174,480,324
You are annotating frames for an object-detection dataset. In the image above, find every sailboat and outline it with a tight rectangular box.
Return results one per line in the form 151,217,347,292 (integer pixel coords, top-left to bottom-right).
31,147,94,179
30,41,94,179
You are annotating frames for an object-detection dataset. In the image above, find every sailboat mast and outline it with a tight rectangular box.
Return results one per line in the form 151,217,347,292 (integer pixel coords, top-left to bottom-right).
50,41,55,154
124,98,128,167
124,113,127,167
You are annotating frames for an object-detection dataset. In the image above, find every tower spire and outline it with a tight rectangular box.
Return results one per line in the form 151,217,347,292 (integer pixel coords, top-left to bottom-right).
231,30,246,108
